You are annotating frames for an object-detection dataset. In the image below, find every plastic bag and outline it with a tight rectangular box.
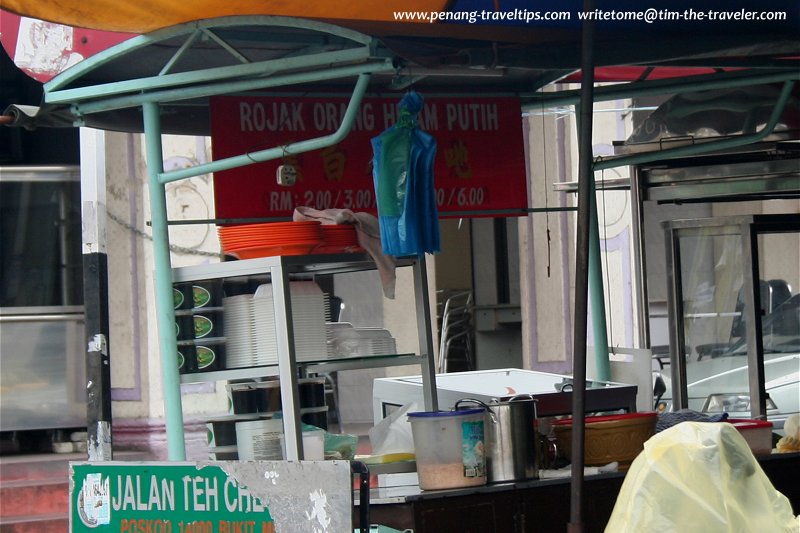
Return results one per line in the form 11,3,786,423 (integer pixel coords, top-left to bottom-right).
371,91,439,256
324,432,358,460
368,402,417,458
605,422,798,532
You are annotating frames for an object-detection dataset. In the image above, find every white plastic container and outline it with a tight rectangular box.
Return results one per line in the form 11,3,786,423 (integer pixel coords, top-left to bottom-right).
281,428,325,460
408,409,487,490
235,418,284,460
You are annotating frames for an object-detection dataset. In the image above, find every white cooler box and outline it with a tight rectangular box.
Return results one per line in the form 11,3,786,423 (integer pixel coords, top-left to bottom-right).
372,368,638,423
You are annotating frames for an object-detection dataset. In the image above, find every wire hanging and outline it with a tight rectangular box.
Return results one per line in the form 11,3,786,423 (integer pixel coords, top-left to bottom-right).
540,93,552,278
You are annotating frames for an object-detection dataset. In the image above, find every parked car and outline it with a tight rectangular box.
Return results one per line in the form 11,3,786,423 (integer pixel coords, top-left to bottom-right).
656,294,800,433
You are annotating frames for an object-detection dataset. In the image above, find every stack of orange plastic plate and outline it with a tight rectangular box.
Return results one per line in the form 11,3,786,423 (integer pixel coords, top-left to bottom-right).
218,221,324,259
316,224,364,254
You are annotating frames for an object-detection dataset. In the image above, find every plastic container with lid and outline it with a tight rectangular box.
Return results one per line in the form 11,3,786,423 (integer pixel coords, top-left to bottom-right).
178,339,225,373
235,418,284,460
728,418,773,456
408,409,487,490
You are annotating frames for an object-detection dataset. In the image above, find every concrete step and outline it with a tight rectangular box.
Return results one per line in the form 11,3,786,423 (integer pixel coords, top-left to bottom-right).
0,514,69,533
0,449,150,531
0,452,76,531
1,450,150,482
0,453,77,484
0,479,69,520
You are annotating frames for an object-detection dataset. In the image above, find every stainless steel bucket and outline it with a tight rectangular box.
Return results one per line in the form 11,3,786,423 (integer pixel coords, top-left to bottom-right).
456,395,539,482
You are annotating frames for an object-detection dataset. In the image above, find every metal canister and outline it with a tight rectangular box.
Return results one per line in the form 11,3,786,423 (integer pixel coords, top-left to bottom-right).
457,395,539,483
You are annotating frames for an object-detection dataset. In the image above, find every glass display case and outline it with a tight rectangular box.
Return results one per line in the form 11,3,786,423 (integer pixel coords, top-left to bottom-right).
663,214,800,430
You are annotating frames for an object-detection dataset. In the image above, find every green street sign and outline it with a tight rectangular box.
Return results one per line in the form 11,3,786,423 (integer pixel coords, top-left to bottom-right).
70,461,354,533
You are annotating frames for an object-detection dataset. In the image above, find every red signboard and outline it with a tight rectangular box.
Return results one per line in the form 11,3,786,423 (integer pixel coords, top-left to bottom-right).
210,95,527,220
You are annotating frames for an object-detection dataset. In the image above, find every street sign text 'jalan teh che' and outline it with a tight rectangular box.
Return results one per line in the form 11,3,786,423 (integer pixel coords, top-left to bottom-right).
210,95,528,220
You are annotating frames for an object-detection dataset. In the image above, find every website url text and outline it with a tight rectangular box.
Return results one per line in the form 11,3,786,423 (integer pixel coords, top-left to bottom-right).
393,9,787,24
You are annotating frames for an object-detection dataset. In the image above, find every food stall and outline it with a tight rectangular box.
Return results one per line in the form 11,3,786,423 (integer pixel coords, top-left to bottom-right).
2,1,800,531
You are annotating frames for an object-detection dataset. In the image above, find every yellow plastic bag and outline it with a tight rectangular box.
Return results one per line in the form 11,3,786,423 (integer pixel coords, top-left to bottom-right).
605,422,798,532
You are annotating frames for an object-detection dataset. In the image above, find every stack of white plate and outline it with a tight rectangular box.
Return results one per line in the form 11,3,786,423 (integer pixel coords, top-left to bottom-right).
251,281,330,363
288,281,330,362
223,294,255,368
353,327,397,356
252,284,279,365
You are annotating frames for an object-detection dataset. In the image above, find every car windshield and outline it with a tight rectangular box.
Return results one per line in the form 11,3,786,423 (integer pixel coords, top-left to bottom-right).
680,291,799,427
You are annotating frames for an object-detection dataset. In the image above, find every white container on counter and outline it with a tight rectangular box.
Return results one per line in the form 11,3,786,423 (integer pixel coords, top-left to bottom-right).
235,418,284,460
408,409,487,490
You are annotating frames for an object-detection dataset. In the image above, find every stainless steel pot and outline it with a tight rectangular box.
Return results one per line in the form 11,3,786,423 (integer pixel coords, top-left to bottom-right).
456,395,539,482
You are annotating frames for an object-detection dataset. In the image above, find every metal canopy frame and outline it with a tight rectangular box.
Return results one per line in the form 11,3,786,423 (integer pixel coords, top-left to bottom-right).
36,16,401,461
43,16,391,118
142,32,387,461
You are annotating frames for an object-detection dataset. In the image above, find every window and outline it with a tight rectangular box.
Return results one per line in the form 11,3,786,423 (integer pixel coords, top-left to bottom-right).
0,167,83,308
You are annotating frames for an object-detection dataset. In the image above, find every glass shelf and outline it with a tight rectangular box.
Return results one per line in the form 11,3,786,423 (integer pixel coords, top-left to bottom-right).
180,353,423,384
172,252,416,283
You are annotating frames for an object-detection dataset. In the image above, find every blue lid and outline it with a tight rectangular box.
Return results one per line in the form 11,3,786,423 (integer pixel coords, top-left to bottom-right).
408,408,485,418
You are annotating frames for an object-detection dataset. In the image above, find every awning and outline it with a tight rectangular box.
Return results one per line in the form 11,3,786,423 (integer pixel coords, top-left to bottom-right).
2,5,798,135
3,0,800,37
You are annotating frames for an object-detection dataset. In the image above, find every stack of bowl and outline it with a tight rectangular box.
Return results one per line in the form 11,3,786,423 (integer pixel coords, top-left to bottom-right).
316,224,363,254
217,221,323,259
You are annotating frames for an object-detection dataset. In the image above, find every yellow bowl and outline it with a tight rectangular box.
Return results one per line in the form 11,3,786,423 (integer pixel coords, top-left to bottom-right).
553,412,657,469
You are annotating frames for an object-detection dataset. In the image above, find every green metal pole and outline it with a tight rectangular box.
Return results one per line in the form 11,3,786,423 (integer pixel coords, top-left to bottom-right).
574,103,612,384
69,60,389,118
142,101,186,460
588,176,611,382
52,47,375,106
521,69,798,111
158,72,372,184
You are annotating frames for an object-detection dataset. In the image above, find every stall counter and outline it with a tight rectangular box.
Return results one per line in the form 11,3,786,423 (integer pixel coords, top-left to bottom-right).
355,452,800,533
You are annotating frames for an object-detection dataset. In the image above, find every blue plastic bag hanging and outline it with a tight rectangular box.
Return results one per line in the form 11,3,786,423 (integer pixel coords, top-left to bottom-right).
371,91,440,256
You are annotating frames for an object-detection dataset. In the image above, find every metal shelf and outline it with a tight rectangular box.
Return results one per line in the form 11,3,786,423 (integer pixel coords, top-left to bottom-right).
305,354,424,373
180,353,424,383
172,251,438,461
172,252,415,283
180,365,281,383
